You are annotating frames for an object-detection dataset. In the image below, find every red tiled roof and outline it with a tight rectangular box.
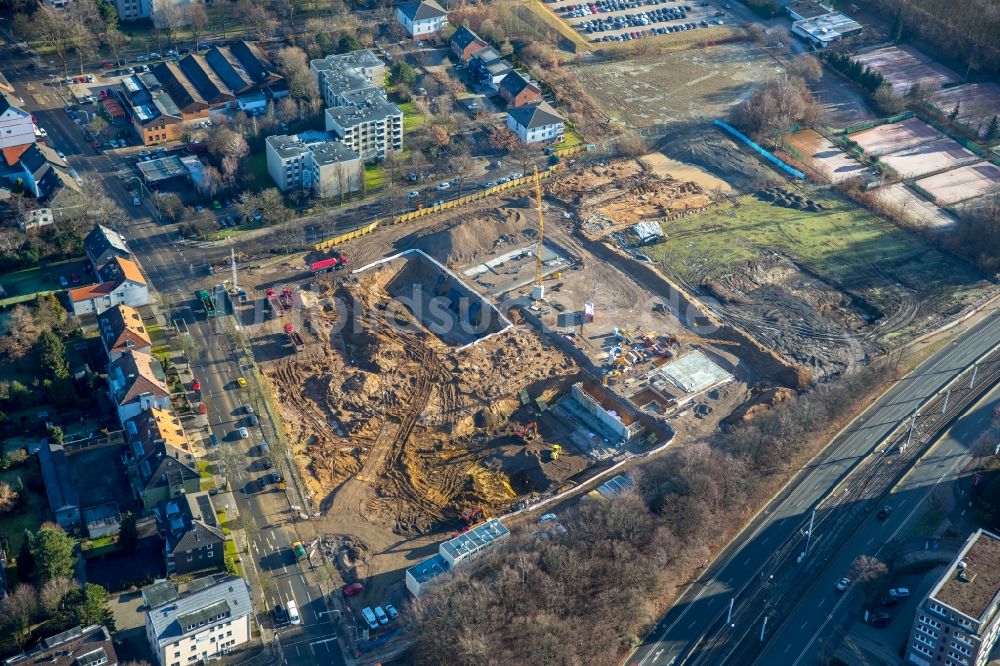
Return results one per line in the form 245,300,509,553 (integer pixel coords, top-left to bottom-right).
68,282,115,302
2,143,32,166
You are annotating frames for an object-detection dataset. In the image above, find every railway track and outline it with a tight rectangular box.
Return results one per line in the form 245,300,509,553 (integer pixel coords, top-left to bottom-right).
681,351,1000,666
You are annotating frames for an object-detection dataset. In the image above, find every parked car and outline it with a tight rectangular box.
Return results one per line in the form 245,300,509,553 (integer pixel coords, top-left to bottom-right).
436,181,451,191
361,607,378,630
408,190,419,199
343,582,364,597
58,275,69,288
870,612,892,627
384,603,398,619
835,577,850,592
238,426,249,439
132,196,141,206
247,414,259,426
374,606,389,625
877,506,892,520
888,588,910,599
70,272,79,283
879,596,898,607
272,604,288,624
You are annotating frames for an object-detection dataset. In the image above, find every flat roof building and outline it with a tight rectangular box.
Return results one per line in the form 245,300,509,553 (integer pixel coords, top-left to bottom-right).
791,12,863,48
905,529,1000,666
265,131,362,199
324,90,403,160
405,519,510,597
785,0,833,21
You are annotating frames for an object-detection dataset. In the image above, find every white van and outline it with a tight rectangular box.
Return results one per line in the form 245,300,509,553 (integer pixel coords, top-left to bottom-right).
286,600,300,625
361,607,378,630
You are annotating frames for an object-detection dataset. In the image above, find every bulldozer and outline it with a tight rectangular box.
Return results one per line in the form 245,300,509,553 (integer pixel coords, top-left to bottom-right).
460,507,485,524
513,421,538,442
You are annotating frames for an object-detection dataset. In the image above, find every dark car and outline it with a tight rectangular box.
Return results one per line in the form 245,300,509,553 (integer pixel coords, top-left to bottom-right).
871,612,892,627
270,472,284,484
879,596,899,607
273,604,288,624
261,458,273,470
258,477,269,491
877,506,892,520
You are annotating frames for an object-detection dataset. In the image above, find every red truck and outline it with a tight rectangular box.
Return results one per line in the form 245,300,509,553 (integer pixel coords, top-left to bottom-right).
266,288,283,317
284,323,304,352
279,287,295,309
309,253,348,274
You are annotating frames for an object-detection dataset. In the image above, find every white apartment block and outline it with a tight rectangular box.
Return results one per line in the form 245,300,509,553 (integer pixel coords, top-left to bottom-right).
324,89,402,160
310,50,386,108
143,575,253,666
905,530,1000,666
396,0,448,38
265,132,362,199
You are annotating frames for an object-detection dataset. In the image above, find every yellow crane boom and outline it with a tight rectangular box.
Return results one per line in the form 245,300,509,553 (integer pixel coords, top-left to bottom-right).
533,165,544,286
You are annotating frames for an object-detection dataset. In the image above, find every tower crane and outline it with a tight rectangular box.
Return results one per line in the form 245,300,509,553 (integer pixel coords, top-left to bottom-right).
532,165,545,300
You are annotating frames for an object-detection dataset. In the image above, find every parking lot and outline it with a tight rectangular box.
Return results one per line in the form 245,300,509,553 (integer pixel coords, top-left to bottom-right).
546,0,723,43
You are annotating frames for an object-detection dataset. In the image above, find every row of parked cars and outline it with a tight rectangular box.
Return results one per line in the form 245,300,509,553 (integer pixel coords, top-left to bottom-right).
563,0,694,17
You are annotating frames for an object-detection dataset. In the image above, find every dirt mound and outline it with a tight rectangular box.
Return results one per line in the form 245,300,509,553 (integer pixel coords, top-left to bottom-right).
655,125,781,192
406,208,536,266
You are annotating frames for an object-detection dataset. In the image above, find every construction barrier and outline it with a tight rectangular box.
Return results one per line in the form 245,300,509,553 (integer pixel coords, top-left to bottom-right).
554,143,588,158
312,164,568,250
712,120,805,180
314,220,379,251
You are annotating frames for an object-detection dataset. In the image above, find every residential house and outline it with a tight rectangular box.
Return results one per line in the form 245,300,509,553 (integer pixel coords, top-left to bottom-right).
0,91,34,151
157,492,225,574
396,0,449,38
506,102,565,144
68,256,149,317
469,47,512,91
98,304,152,362
324,90,403,160
498,71,542,108
107,350,171,425
265,132,362,198
17,144,64,200
3,625,118,666
450,26,488,63
122,408,199,509
18,207,54,231
143,575,253,666
38,440,81,531
84,224,131,276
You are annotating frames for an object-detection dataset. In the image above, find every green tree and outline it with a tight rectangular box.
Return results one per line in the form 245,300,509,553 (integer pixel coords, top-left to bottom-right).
30,525,76,584
16,531,35,581
117,512,138,553
336,34,362,53
35,330,68,380
389,61,416,87
986,115,999,141
59,583,115,630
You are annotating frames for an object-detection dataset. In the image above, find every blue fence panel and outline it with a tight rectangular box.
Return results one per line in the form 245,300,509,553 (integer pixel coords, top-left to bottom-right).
712,120,806,180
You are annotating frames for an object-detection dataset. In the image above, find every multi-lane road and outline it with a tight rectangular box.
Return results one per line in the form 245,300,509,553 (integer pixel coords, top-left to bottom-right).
759,382,1000,665
632,308,1000,666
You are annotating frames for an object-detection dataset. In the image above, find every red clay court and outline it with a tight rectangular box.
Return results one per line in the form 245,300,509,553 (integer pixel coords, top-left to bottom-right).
854,45,960,96
848,117,941,157
915,162,1000,206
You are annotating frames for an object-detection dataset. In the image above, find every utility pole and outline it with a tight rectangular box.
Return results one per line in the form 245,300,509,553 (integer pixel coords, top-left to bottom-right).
902,411,918,453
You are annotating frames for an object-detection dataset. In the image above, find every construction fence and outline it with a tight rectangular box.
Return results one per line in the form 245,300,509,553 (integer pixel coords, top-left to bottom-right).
314,165,564,251
839,111,914,135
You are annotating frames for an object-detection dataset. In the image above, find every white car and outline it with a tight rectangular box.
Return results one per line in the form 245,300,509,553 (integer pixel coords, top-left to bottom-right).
132,196,141,206
540,513,557,522
374,606,389,625
435,182,451,191
407,191,419,199
835,577,850,592
361,607,378,630
238,427,249,439
384,603,398,619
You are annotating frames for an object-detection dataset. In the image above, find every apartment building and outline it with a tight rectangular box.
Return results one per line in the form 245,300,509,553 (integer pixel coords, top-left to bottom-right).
310,50,385,108
324,90,402,160
506,102,565,144
905,530,1000,666
265,131,362,198
396,0,448,38
143,575,253,666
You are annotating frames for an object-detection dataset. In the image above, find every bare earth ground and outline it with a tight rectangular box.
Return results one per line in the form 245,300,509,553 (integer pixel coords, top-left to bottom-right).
571,43,781,126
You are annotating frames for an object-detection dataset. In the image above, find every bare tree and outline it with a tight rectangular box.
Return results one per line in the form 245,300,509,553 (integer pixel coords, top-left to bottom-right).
0,305,42,360
0,482,18,513
848,554,889,603
40,576,79,614
186,3,210,51
0,584,39,647
103,26,130,67
788,55,823,82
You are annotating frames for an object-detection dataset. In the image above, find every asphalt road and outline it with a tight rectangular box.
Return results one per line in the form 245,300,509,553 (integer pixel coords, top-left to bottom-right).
758,383,1000,665
631,308,1000,666
8,68,346,665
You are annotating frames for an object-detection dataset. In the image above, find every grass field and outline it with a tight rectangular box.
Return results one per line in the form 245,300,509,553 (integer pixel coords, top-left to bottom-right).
0,258,89,308
646,193,986,319
365,163,387,191
398,101,425,133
